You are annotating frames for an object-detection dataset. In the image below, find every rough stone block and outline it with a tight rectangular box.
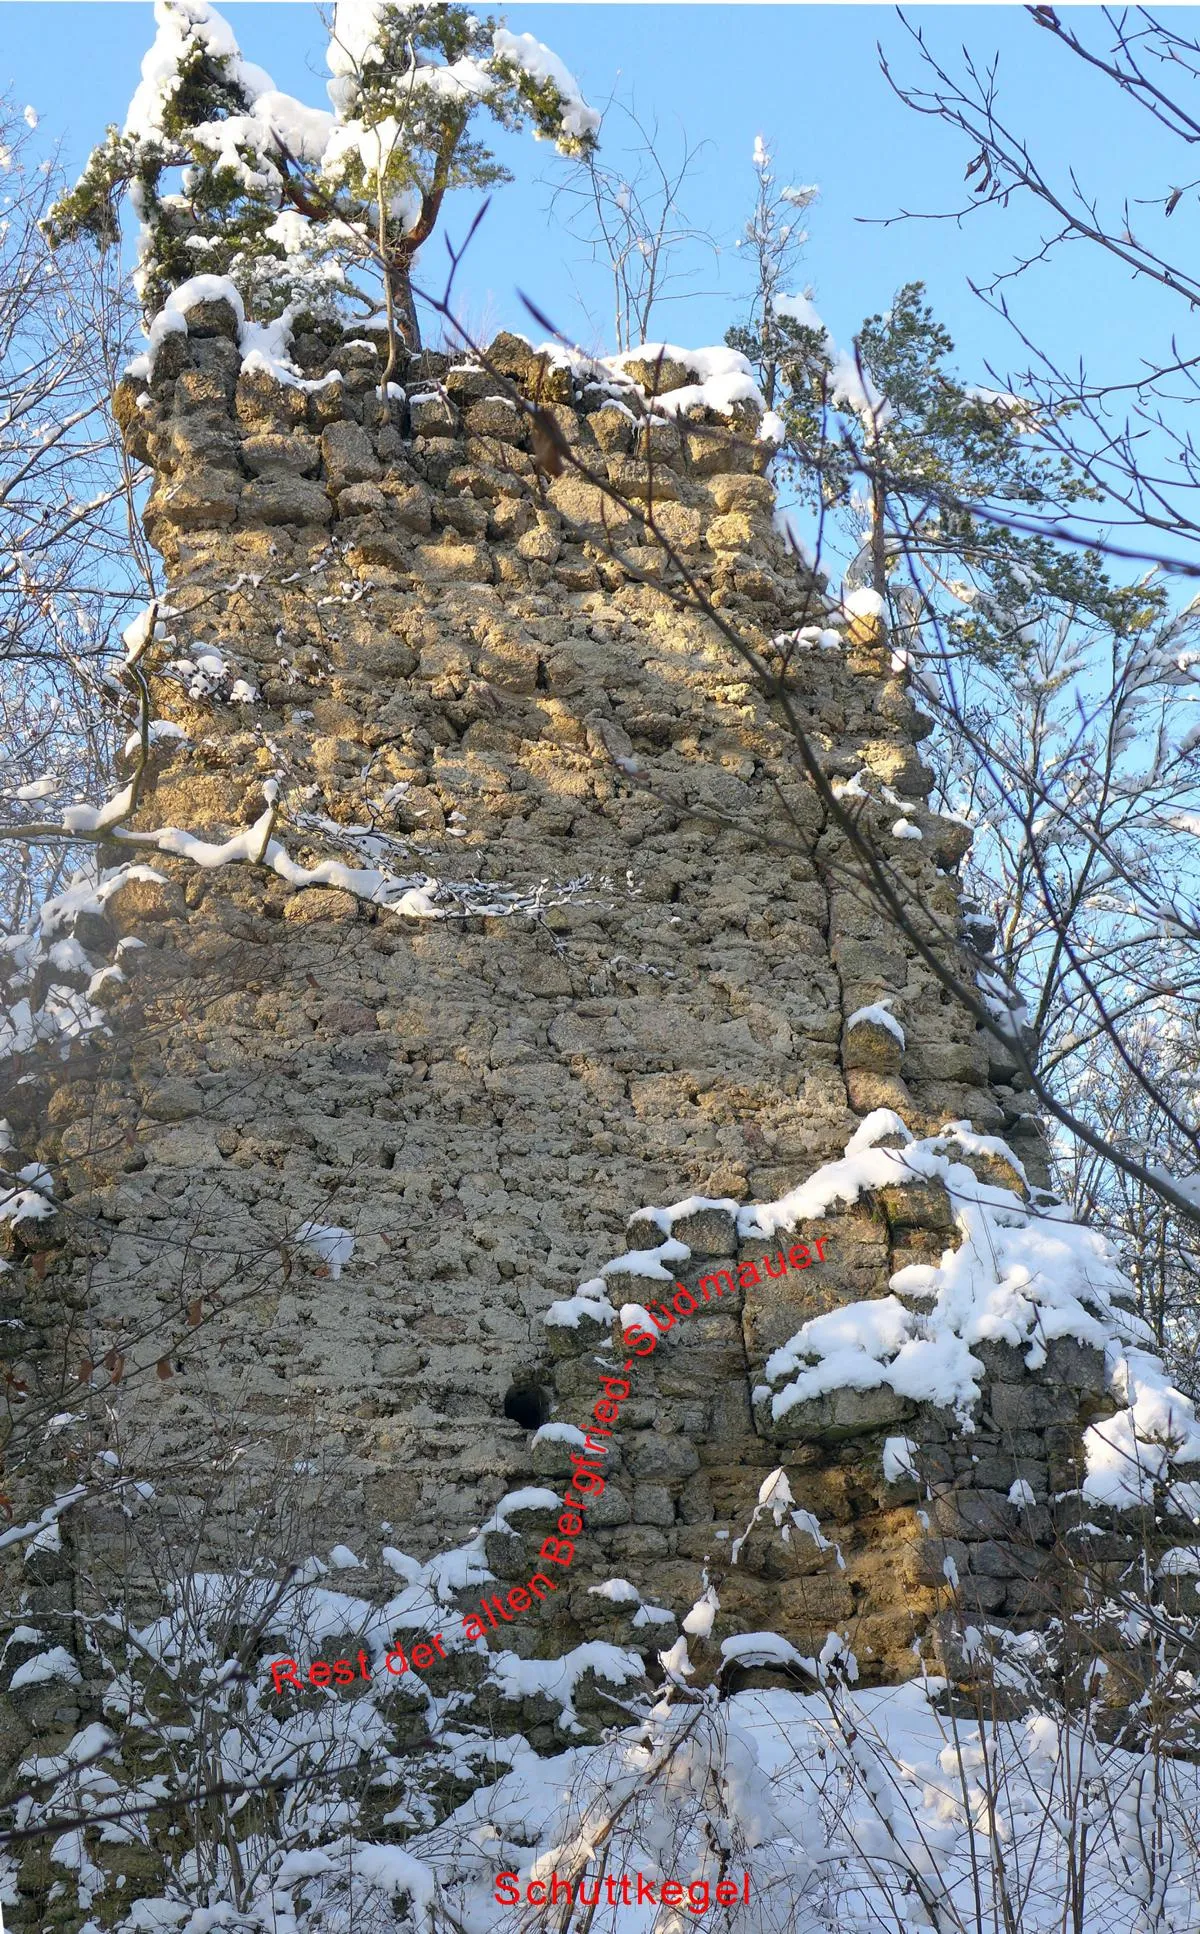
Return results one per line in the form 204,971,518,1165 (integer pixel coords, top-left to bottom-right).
488,496,534,540
932,1489,1016,1539
830,939,909,990
308,378,355,428
904,1037,987,1083
381,481,433,534
951,1142,1028,1198
1044,1338,1108,1394
968,1452,1047,1496
778,1574,856,1624
705,473,775,515
466,397,526,443
634,421,682,465
149,467,242,530
241,431,320,477
322,1000,378,1035
765,1384,917,1443
235,367,308,427
605,1525,671,1564
625,1434,700,1481
908,1537,970,1588
282,889,360,924
967,1539,1045,1581
988,1382,1081,1432
548,473,633,535
173,366,236,415
650,502,706,551
931,818,974,868
592,407,633,454
556,552,599,590
632,1484,675,1526
706,510,761,553
622,354,692,395
436,494,489,538
862,742,932,799
486,332,536,380
682,423,741,475
408,392,461,438
1002,1577,1065,1617
240,477,332,527
166,421,243,476
144,1079,204,1123
105,875,184,923
954,1575,1007,1613
606,458,681,503
321,419,383,489
412,542,494,584
843,1014,904,1074
475,632,541,692
376,1342,425,1377
970,1341,1028,1384
877,1181,955,1233
148,331,192,385
585,1485,631,1528
444,364,491,403
336,483,388,517
516,521,561,563
670,1207,739,1257
182,295,241,340
845,1072,916,1119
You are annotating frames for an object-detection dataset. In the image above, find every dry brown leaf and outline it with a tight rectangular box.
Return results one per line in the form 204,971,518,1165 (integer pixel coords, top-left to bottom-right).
531,409,567,477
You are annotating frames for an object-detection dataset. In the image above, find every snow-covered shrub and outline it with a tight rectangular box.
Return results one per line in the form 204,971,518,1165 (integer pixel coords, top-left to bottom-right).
8,1470,1200,1934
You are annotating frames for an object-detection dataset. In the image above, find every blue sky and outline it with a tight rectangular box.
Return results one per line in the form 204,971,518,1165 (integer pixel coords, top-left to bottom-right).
5,2,1199,398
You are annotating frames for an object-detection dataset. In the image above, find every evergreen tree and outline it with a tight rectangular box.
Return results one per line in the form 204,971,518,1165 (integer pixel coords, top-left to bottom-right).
48,0,599,348
731,276,1152,664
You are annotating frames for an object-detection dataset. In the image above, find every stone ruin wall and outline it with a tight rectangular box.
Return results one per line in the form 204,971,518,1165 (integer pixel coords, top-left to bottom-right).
0,301,1134,1722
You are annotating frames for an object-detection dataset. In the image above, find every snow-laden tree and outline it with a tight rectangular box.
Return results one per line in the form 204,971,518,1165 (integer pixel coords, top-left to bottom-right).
0,101,148,935
733,273,1118,631
47,0,599,349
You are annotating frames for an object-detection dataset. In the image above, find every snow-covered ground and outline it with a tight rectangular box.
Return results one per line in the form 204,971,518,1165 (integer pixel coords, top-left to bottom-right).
10,1637,1200,1932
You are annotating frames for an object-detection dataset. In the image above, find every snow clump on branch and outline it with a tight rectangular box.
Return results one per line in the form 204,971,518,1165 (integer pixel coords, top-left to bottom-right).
47,0,599,338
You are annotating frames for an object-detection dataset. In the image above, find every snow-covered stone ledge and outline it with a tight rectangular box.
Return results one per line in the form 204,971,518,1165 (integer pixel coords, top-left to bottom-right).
539,1110,1200,1644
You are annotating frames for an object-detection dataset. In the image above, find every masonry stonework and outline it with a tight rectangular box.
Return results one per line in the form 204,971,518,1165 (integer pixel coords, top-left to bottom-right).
4,301,1123,1726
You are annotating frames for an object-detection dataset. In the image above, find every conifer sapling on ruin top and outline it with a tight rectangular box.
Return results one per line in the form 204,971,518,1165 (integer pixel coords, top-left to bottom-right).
47,0,599,347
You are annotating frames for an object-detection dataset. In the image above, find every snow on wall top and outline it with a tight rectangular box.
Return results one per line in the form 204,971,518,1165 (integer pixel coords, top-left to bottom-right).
535,337,773,429
126,274,774,453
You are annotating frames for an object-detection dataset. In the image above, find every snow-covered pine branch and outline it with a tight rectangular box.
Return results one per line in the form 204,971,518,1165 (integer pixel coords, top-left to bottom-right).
47,0,599,351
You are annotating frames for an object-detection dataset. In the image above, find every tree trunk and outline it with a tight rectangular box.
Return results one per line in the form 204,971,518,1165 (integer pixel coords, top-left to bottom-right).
391,251,421,353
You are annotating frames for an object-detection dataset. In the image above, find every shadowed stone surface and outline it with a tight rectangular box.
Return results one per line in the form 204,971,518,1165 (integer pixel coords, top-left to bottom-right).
4,316,1113,1730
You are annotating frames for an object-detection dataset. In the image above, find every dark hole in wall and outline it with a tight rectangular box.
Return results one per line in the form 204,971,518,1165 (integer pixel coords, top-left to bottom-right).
504,1384,550,1430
